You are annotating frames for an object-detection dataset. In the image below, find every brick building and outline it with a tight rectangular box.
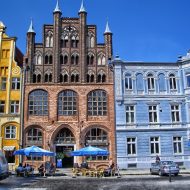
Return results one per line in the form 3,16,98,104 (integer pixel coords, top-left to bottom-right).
23,1,115,168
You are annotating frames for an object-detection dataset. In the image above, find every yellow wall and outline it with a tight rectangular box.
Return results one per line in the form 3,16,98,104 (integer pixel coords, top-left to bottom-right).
0,22,22,168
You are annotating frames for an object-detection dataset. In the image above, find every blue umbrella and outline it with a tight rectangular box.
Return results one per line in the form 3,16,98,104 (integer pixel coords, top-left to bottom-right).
14,145,56,157
71,146,109,156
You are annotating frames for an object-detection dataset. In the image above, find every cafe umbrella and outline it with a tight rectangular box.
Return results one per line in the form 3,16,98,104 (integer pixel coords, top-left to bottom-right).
71,146,109,156
14,145,56,176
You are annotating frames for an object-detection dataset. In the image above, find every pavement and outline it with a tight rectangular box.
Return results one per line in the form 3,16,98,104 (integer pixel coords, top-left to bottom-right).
9,168,190,177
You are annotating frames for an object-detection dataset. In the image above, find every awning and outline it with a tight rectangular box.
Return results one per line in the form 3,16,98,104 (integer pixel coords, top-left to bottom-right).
3,146,15,151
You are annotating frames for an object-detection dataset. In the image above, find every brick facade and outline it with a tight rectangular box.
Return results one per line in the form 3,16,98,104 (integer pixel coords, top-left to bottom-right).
23,4,115,168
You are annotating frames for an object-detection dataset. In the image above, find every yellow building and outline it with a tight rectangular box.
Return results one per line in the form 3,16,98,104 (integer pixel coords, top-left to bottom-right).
0,21,23,170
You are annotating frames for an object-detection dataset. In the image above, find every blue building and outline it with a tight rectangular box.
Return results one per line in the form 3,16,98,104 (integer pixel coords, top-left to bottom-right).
112,52,190,169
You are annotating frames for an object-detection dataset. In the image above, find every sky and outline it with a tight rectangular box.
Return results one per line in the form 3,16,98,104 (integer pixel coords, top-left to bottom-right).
1,0,190,62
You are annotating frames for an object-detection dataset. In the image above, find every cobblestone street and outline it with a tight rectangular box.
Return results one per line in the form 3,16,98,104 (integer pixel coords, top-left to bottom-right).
1,174,190,190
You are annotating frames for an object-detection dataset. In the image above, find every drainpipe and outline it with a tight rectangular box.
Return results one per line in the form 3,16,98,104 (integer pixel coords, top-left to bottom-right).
19,65,25,163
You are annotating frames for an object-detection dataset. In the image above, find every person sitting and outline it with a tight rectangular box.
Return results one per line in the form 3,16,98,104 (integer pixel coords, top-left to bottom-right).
104,160,115,177
80,161,88,169
49,163,56,176
15,163,26,177
38,164,45,176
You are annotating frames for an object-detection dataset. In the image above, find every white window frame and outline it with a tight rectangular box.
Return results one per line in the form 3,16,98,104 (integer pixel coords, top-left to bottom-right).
127,137,137,156
150,136,160,155
148,105,158,123
173,136,183,154
5,125,16,139
125,74,133,90
169,74,177,90
10,101,19,114
147,74,155,90
171,104,180,123
11,77,20,90
126,105,135,124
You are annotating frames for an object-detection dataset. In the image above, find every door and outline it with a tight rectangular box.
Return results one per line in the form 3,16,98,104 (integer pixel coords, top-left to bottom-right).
56,146,74,168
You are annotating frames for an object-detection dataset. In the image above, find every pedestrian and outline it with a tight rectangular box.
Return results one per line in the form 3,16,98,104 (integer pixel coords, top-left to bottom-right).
156,155,160,163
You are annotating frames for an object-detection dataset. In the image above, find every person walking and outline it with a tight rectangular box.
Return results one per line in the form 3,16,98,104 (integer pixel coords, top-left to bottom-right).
156,155,160,163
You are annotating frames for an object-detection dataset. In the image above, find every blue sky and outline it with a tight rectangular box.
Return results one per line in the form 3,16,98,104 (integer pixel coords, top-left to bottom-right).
1,0,190,62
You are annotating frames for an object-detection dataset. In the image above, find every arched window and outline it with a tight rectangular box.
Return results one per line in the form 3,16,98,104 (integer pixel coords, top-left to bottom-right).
147,73,155,90
58,90,77,115
125,73,132,90
63,74,68,82
45,55,48,64
36,55,42,65
71,36,79,48
71,55,75,65
64,55,68,64
60,74,63,82
87,74,94,83
49,55,53,64
44,73,52,83
5,125,16,139
169,74,177,90
76,55,79,65
158,73,166,92
46,36,50,48
29,90,48,115
85,127,108,160
60,55,63,65
54,128,75,144
45,31,53,47
88,90,107,116
136,73,143,91
37,74,41,83
87,54,94,65
97,71,106,83
33,74,37,83
87,33,95,48
97,54,106,65
61,36,68,48
27,128,42,143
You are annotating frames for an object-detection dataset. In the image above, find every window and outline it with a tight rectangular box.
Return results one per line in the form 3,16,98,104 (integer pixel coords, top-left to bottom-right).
127,137,136,155
149,105,157,123
10,101,19,114
27,128,43,142
147,74,155,90
88,90,107,116
54,128,75,144
173,137,182,154
5,126,16,139
87,54,94,65
28,90,48,115
71,54,79,65
126,105,135,123
88,35,95,48
44,73,52,83
44,55,53,64
97,74,106,83
98,54,106,65
85,128,108,160
11,78,20,90
150,137,160,154
169,74,177,90
171,105,180,122
0,101,5,114
125,73,133,90
58,90,77,116
1,77,6,90
87,74,94,83
186,74,190,88
35,55,42,65
158,73,166,92
45,32,53,47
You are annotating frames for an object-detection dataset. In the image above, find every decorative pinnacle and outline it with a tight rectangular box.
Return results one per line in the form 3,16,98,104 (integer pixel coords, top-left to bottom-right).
104,20,112,34
79,0,86,13
27,18,35,33
54,0,61,13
